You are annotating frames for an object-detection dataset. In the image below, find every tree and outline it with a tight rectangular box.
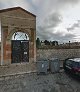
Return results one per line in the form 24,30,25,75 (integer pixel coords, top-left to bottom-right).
52,41,58,46
69,41,70,47
36,38,41,48
44,40,50,45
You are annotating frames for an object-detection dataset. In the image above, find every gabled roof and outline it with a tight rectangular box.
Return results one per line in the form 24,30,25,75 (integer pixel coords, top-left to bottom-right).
0,7,36,17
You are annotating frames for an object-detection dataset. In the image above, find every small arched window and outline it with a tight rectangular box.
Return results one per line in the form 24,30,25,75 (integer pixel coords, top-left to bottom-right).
12,32,29,40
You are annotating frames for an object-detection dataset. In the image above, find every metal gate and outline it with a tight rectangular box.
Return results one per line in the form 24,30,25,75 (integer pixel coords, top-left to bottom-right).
11,40,29,63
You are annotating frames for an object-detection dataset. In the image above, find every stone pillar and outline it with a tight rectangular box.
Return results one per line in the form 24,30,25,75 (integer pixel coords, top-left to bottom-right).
1,26,4,65
30,28,36,62
0,26,9,65
6,40,11,64
33,29,36,62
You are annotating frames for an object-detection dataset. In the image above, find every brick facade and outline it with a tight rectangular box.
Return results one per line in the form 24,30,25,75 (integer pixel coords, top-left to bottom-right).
0,7,36,69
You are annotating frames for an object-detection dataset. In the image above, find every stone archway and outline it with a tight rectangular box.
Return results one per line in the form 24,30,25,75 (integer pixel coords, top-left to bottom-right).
7,27,31,40
1,26,36,65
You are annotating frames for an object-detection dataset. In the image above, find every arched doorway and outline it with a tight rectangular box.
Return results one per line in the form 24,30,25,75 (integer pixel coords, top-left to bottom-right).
11,32,29,63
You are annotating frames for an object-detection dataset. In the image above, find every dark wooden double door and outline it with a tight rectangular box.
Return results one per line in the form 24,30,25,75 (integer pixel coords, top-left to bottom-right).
11,40,29,63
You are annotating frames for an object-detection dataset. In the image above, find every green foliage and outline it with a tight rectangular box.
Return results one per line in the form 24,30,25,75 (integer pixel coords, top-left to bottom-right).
52,41,58,46
36,38,41,48
44,40,50,45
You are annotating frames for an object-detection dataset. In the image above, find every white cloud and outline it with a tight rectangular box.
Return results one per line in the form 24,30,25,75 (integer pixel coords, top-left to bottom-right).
0,0,31,11
0,0,80,42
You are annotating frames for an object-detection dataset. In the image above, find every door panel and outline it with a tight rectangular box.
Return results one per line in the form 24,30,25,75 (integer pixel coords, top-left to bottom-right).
21,41,29,62
11,40,29,63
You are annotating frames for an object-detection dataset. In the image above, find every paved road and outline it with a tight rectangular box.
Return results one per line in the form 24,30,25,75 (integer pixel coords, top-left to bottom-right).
0,71,80,92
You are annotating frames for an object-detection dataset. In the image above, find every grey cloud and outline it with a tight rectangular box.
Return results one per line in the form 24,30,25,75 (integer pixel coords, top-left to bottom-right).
37,26,52,40
37,12,62,40
51,33,75,43
37,26,75,43
0,2,10,9
42,12,62,29
37,11,62,35
67,21,80,31
44,12,62,28
0,0,79,43
60,0,79,3
48,0,80,11
36,11,76,42
59,0,80,7
35,0,80,26
67,27,74,31
0,0,31,11
35,0,80,43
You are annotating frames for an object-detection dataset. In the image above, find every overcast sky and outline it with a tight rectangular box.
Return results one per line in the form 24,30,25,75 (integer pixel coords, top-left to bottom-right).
0,0,80,43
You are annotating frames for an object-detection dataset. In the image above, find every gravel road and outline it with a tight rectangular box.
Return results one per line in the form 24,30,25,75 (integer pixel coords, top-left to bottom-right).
0,71,80,92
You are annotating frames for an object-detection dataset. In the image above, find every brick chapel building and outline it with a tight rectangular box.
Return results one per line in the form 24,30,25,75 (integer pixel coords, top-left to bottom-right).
0,7,36,72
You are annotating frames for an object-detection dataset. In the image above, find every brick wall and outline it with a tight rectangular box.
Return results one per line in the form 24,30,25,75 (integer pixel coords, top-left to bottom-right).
0,48,80,63
0,48,80,75
37,49,80,60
